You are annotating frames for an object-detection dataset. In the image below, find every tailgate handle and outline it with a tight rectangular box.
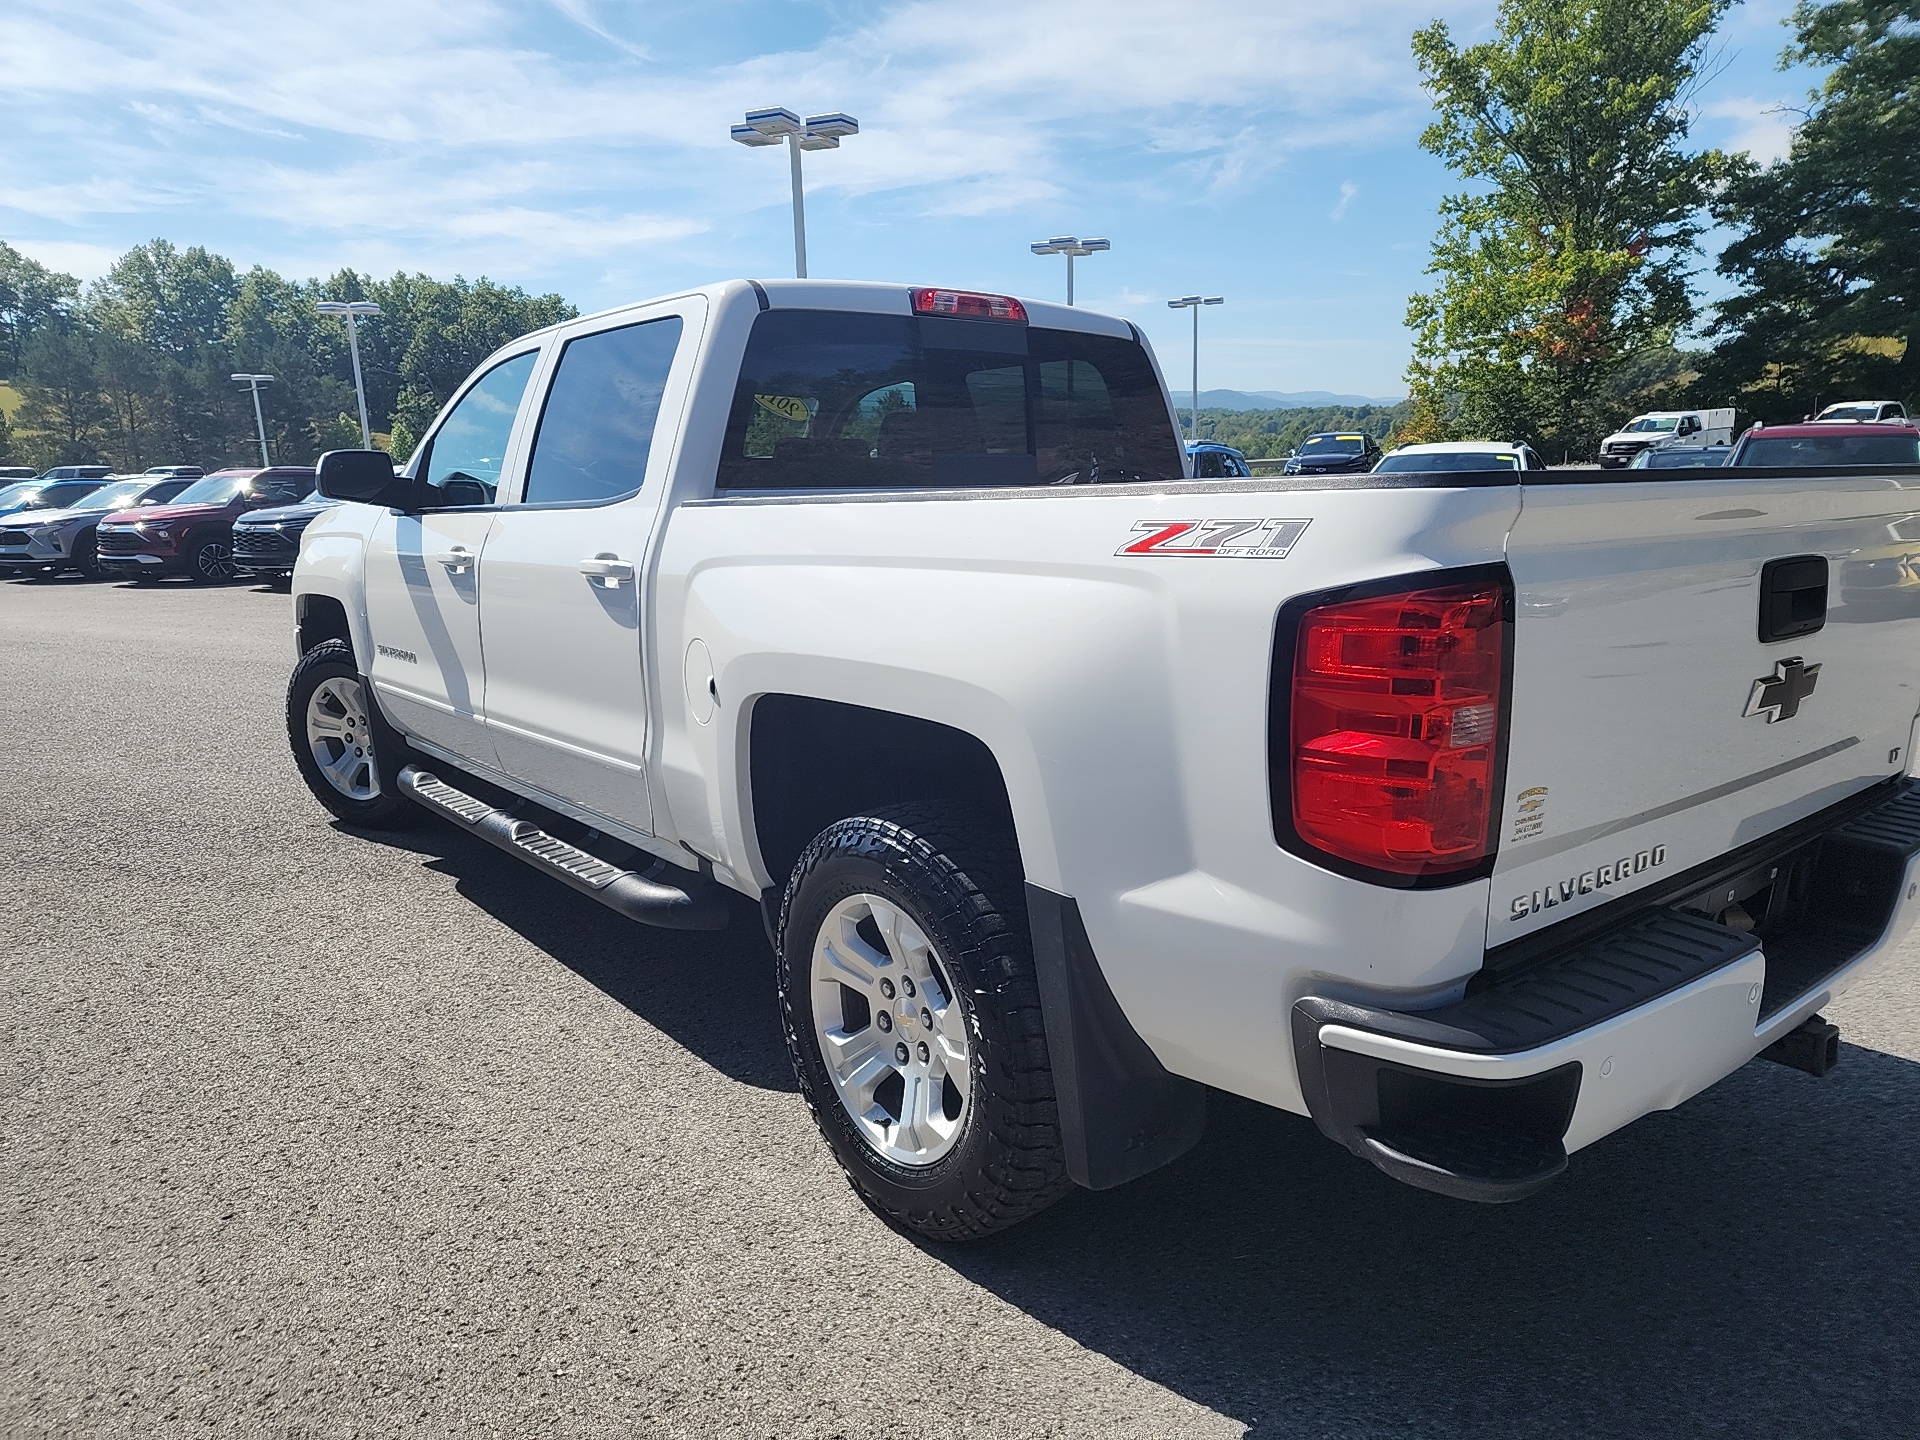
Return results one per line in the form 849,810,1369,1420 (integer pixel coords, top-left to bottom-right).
1759,555,1827,643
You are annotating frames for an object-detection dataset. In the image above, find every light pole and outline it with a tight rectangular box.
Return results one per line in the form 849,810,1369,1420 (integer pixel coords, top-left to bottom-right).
730,108,859,279
1167,295,1224,444
316,300,381,447
1029,236,1110,306
231,373,275,466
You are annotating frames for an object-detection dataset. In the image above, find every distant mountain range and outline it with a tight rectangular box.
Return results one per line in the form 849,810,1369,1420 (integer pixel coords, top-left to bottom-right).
1172,388,1406,411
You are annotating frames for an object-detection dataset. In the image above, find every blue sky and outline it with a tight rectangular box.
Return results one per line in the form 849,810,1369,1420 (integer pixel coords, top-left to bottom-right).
5,0,1820,396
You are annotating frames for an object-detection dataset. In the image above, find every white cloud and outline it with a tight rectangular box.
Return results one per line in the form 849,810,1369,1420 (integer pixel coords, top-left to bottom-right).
4,0,1442,246
1331,180,1359,220
7,240,125,284
1702,96,1798,164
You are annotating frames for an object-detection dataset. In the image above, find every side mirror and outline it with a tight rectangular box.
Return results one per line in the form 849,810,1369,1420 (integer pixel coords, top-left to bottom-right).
318,450,415,509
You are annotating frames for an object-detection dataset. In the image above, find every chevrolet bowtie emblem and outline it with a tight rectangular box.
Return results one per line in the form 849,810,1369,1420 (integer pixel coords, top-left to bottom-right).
1744,657,1821,723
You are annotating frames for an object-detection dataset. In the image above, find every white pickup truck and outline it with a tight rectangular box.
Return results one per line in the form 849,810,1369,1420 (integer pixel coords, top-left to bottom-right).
1599,407,1737,467
288,279,1920,1240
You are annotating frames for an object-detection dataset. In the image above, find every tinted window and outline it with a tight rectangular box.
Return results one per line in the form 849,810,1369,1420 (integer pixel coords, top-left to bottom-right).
1739,434,1920,467
1637,448,1728,469
1373,451,1520,472
29,481,107,508
170,474,253,506
1299,434,1367,455
523,317,683,505
421,351,539,504
70,480,148,511
717,311,1183,491
257,475,309,502
1194,451,1226,478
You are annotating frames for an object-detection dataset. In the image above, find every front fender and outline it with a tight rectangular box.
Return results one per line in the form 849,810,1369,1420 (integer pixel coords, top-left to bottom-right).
293,512,373,668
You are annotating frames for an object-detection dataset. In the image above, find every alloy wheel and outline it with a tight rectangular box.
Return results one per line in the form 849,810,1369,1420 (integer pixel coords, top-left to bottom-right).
810,892,972,1166
195,540,235,582
305,676,380,800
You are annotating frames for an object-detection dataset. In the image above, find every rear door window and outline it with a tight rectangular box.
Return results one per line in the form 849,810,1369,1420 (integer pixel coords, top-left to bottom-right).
717,310,1183,490
522,316,684,506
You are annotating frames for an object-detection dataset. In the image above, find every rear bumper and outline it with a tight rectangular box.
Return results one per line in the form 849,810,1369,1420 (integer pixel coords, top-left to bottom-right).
1292,780,1920,1201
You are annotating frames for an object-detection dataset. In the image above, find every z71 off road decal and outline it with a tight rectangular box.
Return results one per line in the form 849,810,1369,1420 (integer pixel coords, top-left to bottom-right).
1118,518,1310,558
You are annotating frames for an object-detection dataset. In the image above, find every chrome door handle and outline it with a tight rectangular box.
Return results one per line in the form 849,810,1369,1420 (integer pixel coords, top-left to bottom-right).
579,555,634,588
430,546,473,573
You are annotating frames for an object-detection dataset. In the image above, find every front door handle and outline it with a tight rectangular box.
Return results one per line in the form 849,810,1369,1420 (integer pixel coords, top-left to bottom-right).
579,555,634,588
430,546,473,573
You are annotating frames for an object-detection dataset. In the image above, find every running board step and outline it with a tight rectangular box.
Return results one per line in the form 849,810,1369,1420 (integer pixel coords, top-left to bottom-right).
398,765,729,931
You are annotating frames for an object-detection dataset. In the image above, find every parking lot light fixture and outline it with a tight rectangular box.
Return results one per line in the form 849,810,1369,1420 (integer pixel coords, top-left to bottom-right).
731,108,859,279
1029,236,1110,306
1167,295,1224,444
315,300,382,448
231,373,275,466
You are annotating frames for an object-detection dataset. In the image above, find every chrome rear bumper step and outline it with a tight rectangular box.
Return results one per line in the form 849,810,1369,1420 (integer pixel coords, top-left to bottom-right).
398,765,729,932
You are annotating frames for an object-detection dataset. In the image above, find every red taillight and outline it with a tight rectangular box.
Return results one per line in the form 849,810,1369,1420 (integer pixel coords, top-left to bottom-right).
910,288,1028,322
1288,580,1507,877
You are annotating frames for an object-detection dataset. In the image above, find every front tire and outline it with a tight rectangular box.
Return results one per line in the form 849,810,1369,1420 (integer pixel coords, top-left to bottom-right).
778,803,1071,1242
286,639,419,829
187,534,236,584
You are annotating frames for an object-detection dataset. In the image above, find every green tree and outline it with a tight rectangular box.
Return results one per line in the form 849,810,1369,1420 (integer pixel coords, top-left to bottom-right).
1701,0,1919,419
1195,403,1412,458
13,321,109,466
0,243,80,381
362,272,574,442
1404,0,1733,457
86,240,250,465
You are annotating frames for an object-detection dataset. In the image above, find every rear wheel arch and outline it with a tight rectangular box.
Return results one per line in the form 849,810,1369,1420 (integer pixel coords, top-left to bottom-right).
745,694,1018,890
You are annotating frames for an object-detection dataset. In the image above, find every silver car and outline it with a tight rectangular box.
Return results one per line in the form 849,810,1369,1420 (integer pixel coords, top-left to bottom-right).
0,476,196,579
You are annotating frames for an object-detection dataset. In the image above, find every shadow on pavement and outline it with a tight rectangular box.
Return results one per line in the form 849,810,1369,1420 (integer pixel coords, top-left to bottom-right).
941,1051,1920,1436
339,818,1920,1434
345,817,797,1093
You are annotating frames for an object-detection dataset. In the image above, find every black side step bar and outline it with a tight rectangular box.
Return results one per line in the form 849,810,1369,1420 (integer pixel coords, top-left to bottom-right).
397,765,730,932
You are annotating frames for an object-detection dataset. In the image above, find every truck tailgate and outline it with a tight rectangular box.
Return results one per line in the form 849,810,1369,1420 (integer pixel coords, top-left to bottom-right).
1492,470,1920,943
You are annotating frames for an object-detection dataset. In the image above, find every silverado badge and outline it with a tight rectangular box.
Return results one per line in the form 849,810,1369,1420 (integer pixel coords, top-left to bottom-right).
1744,657,1820,723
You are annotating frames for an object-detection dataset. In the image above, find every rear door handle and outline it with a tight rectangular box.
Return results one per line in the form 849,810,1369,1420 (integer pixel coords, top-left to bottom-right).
580,555,634,588
430,546,473,573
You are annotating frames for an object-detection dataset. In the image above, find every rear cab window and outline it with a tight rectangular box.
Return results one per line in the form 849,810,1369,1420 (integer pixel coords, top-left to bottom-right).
716,310,1184,491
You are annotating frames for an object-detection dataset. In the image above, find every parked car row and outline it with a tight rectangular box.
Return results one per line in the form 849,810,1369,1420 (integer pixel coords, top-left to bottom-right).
0,466,332,584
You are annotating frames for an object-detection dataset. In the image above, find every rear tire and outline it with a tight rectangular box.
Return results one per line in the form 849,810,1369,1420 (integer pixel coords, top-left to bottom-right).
778,803,1071,1242
286,639,420,829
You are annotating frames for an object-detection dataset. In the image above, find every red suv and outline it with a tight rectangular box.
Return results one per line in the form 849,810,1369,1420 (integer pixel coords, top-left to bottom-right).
94,467,315,583
1727,421,1920,468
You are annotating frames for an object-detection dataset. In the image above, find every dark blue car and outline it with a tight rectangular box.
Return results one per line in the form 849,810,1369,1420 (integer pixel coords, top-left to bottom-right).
1188,441,1252,479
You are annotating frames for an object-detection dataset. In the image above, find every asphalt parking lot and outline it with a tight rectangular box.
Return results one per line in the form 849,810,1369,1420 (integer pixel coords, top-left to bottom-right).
7,575,1920,1439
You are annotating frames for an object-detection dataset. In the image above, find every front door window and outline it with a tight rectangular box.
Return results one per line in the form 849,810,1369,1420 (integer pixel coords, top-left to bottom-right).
419,351,539,506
